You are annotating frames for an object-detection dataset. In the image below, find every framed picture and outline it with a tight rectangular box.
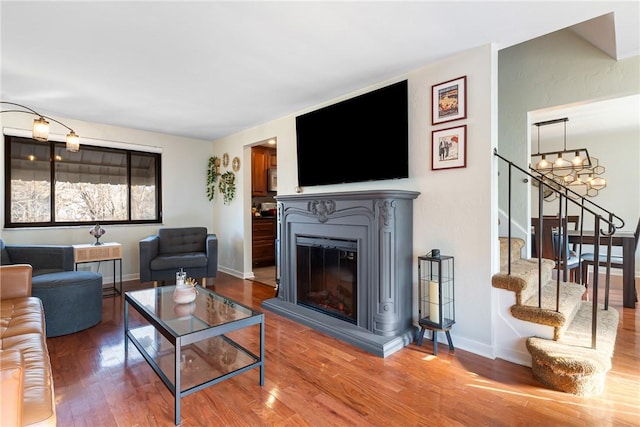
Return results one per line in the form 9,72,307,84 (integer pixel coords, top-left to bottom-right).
432,76,467,125
432,125,467,170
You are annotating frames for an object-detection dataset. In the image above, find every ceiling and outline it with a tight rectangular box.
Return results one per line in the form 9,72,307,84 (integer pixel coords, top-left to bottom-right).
530,94,640,143
1,1,639,142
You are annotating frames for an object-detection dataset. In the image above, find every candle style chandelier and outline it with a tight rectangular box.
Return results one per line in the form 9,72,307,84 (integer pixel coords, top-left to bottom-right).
0,101,80,152
530,117,606,200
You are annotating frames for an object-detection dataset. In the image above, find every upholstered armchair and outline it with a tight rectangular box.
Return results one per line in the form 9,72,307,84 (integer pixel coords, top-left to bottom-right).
139,227,218,287
0,239,103,337
1,239,74,275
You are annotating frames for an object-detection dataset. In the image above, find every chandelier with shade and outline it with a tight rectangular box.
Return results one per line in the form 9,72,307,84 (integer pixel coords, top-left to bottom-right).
530,117,606,200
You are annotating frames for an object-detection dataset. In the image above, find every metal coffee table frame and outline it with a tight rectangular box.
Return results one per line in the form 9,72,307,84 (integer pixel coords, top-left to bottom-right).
124,285,264,425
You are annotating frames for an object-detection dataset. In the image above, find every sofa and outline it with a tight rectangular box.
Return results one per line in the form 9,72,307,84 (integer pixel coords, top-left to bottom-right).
0,264,56,427
1,239,103,337
139,227,218,286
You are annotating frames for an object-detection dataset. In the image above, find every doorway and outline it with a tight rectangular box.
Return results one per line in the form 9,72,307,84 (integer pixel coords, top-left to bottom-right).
250,138,277,287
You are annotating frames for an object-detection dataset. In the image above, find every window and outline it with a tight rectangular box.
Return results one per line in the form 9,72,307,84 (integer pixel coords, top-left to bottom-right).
5,135,162,227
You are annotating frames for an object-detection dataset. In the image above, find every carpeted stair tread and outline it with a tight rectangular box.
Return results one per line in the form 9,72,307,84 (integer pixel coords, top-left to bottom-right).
511,279,586,339
526,302,619,396
558,301,619,350
492,257,555,305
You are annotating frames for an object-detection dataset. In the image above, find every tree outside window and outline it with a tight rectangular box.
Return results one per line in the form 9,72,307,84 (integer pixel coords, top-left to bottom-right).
5,136,162,227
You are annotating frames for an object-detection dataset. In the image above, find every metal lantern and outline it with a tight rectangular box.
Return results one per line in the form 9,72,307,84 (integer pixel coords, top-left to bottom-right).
417,254,455,354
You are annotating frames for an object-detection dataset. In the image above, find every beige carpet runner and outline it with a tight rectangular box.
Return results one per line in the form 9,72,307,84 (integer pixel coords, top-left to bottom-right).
492,237,619,396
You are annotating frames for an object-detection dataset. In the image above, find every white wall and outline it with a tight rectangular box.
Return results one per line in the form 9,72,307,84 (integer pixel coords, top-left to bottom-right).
499,28,640,272
212,44,499,359
0,114,214,283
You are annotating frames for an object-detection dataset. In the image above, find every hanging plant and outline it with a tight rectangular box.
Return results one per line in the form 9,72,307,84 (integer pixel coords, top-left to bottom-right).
206,156,220,201
219,171,236,204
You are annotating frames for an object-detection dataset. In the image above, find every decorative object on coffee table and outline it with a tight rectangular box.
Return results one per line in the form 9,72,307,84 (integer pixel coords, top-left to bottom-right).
173,285,197,304
173,270,198,304
89,223,106,245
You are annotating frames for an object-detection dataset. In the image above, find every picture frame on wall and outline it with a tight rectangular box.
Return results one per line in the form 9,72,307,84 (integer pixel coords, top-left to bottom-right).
432,125,467,170
432,76,467,125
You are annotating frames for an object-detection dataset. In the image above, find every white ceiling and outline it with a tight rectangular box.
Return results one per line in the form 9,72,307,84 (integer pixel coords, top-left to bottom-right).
1,1,639,142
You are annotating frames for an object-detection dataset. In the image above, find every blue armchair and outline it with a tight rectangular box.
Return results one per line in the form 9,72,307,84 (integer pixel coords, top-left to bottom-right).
1,239,74,275
0,239,103,337
139,227,218,287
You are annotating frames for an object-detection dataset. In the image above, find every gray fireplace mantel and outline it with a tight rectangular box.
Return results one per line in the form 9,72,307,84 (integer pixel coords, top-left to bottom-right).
262,189,420,357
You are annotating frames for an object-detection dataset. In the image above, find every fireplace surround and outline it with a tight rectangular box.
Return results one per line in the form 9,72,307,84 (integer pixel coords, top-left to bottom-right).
261,189,420,357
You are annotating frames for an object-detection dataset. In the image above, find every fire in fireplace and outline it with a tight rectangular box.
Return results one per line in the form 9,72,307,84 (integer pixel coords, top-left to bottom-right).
296,236,357,324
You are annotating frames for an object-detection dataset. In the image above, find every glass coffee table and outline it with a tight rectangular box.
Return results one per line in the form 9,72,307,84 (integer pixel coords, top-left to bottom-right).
124,285,264,425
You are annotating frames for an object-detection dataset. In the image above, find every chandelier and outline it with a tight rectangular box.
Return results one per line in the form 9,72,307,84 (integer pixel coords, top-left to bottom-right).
531,117,606,200
0,101,80,152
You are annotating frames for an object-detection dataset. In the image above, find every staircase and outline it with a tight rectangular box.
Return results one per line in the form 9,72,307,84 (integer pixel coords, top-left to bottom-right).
493,149,623,397
493,237,619,396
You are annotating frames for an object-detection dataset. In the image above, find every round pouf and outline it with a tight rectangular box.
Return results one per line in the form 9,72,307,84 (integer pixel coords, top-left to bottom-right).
32,271,103,338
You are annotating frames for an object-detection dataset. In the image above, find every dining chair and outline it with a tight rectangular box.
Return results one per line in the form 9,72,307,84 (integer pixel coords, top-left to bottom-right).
581,217,640,288
543,215,580,250
532,217,582,282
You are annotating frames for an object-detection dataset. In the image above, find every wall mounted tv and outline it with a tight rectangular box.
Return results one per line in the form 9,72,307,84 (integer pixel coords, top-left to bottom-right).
295,80,408,187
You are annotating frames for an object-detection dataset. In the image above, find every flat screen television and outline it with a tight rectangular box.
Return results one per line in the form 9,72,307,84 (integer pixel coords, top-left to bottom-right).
295,80,408,187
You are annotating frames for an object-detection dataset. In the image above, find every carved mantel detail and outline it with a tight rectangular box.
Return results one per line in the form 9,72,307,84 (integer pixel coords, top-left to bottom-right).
376,200,396,227
307,200,336,223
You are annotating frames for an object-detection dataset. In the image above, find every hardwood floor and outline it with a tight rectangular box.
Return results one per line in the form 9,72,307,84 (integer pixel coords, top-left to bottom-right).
47,273,639,426
252,265,277,288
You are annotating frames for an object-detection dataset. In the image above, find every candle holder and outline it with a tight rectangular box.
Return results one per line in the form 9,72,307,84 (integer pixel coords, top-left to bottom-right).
176,268,187,287
417,253,455,355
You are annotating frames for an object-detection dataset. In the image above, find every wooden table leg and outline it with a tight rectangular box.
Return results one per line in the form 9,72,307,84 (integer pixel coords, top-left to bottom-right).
623,238,637,308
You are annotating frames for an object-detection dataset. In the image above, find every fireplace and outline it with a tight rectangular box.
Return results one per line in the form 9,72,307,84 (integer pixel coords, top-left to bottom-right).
296,236,358,324
261,190,420,357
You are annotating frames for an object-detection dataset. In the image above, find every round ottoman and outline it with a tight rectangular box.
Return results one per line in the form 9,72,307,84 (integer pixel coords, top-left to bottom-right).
32,271,103,338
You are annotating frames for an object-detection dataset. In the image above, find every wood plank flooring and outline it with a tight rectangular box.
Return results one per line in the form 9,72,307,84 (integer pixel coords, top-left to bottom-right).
46,273,639,426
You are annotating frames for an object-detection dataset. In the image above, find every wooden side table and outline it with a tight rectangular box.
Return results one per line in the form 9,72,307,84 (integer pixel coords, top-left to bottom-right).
73,242,123,296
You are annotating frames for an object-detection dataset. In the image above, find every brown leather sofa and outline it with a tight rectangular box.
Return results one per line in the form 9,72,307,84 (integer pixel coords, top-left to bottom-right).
0,264,56,426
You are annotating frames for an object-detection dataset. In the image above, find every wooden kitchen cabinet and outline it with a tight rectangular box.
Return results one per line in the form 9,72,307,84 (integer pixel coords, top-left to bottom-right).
252,146,277,196
252,217,276,265
252,146,269,196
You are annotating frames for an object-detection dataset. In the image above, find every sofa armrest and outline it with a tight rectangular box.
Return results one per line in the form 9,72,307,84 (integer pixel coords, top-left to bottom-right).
205,234,218,277
139,235,160,282
5,245,74,272
0,349,24,427
0,264,33,300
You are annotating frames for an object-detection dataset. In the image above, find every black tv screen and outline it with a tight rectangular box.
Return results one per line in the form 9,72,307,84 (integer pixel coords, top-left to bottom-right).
296,80,408,187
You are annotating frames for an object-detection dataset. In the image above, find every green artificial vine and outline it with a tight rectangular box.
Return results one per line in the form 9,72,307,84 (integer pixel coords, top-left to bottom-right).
207,155,236,204
206,156,219,201
219,171,236,205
